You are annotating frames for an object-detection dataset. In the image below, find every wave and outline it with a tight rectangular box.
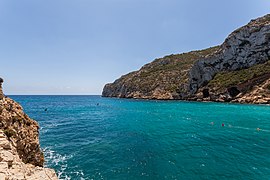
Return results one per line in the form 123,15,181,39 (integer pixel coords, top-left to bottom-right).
43,147,87,180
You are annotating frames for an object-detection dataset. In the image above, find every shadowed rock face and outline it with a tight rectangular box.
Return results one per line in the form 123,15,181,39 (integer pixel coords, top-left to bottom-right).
102,14,270,104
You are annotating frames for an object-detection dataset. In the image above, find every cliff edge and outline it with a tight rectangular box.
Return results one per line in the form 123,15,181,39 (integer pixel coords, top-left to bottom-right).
0,79,58,179
102,14,270,104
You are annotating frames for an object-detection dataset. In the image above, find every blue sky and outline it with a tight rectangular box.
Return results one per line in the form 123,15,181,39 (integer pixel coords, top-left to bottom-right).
1,0,270,95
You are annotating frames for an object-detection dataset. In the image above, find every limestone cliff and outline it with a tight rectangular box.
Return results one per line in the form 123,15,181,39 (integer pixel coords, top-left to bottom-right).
102,14,270,104
0,80,58,179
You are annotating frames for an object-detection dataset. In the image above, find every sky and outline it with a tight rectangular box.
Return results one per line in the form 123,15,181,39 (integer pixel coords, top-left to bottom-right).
0,0,270,95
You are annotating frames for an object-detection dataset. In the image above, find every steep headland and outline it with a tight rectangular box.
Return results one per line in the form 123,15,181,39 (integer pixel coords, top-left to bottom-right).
102,14,270,104
0,79,57,179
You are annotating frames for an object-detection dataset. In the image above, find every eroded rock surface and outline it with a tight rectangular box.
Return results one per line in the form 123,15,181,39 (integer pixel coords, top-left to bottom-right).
102,14,270,104
0,97,44,167
0,130,57,180
188,14,270,95
0,79,58,179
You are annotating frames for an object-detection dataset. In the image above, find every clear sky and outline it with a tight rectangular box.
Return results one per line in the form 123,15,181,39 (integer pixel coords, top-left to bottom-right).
1,0,270,95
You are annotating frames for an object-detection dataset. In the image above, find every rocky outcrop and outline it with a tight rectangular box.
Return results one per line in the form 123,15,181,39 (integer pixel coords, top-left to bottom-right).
0,79,58,179
102,14,270,104
0,130,57,179
102,47,220,99
188,14,270,95
233,78,270,104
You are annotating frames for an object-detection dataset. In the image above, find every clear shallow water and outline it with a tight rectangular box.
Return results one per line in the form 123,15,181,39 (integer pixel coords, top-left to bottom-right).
10,95,270,180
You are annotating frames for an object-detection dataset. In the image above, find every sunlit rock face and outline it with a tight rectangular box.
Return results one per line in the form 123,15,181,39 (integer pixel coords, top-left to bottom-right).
103,14,270,104
0,78,58,179
189,14,270,94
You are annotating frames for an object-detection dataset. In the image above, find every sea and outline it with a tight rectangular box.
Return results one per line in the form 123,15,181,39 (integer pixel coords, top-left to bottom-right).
10,95,270,180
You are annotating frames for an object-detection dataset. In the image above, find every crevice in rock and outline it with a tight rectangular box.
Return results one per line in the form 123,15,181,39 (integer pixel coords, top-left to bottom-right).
227,87,240,97
202,89,210,98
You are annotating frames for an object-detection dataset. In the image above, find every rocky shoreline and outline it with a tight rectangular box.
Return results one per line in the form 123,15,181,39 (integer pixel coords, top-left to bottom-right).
0,78,58,179
102,14,270,104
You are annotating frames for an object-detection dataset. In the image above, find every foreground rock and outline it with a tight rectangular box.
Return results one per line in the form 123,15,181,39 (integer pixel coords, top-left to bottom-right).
0,80,58,179
0,130,57,179
102,14,270,104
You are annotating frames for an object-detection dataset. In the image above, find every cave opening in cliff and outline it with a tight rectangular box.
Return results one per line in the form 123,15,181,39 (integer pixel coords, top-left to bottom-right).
227,87,240,97
202,88,210,98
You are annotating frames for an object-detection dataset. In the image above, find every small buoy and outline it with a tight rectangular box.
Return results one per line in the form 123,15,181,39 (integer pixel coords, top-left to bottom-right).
210,122,214,125
222,123,225,127
256,128,260,131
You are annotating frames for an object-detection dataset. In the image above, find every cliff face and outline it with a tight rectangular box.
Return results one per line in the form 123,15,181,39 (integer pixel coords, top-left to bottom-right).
0,80,58,179
188,14,270,96
102,14,270,104
102,46,220,99
0,130,57,179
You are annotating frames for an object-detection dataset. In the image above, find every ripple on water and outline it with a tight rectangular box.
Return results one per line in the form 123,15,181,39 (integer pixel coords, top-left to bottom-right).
10,95,270,180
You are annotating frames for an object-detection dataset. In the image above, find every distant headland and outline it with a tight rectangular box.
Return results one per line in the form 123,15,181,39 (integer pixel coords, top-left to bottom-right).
102,14,270,104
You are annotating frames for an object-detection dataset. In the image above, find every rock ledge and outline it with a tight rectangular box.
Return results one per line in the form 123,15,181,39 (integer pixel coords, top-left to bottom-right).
0,79,58,179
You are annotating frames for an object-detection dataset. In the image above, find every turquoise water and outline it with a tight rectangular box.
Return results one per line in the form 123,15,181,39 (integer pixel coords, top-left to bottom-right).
10,95,270,180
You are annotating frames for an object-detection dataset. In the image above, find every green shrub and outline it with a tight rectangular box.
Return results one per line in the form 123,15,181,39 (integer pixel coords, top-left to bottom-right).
208,60,270,90
267,84,270,91
4,128,16,138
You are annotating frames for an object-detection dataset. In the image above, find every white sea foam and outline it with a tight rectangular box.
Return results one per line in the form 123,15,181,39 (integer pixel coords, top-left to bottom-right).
43,147,87,180
232,126,270,133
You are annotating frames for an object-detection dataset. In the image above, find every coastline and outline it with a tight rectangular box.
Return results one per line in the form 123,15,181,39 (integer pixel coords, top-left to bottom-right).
101,96,270,105
0,79,58,179
102,14,270,104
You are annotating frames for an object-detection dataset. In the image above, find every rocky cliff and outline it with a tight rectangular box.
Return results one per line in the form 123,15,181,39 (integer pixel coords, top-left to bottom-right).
102,14,270,104
0,79,58,179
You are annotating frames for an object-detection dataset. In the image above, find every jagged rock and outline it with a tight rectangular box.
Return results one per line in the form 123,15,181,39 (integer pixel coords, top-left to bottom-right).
0,96,44,167
0,130,58,179
233,79,270,104
188,14,270,95
102,14,270,104
0,79,58,179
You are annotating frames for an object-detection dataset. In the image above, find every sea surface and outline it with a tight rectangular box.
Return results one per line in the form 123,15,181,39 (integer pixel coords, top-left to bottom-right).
10,95,270,180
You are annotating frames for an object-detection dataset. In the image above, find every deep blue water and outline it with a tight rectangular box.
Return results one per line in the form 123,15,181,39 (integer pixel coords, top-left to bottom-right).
10,95,270,180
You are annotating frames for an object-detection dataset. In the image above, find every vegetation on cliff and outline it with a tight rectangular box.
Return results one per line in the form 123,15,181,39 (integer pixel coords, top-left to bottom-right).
207,60,270,92
103,14,270,104
103,46,219,99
